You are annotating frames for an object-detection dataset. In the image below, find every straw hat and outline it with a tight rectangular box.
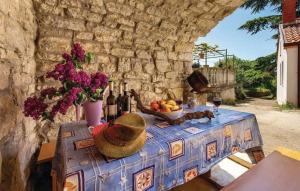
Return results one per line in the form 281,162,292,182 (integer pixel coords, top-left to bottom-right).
94,113,146,158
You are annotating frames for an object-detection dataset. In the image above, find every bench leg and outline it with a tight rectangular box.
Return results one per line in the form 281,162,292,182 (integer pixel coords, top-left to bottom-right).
51,170,57,191
200,170,223,189
246,146,265,164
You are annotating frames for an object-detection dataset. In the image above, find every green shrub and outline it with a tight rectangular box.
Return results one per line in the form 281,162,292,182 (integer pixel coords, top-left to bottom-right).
278,102,297,110
245,87,271,98
235,86,247,100
223,98,236,106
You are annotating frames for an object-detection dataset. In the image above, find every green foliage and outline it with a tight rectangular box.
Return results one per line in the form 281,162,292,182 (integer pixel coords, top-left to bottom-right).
222,98,237,106
235,85,247,100
245,87,272,97
194,43,219,53
85,52,93,63
240,0,300,38
256,52,277,74
278,102,298,110
216,53,277,99
241,0,281,14
239,15,281,38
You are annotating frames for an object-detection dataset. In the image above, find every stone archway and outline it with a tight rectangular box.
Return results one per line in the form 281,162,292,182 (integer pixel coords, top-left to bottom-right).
0,0,245,190
34,0,244,104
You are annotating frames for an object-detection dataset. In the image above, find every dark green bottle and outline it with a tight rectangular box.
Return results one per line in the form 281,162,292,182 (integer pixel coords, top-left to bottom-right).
107,81,116,121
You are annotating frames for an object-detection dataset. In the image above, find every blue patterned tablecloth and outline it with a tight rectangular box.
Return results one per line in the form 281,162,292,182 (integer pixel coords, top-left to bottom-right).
53,106,263,191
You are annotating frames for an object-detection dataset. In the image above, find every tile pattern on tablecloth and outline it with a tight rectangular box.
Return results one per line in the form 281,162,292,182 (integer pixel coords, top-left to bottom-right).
52,106,263,191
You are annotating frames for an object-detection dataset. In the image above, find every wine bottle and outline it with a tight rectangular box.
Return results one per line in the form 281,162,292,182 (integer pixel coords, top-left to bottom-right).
116,84,123,117
107,81,116,121
122,82,131,114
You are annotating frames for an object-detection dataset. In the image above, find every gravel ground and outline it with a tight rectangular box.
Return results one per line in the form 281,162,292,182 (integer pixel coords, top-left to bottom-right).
222,98,300,155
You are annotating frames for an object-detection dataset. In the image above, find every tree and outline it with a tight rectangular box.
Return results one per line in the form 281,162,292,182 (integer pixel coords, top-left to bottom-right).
239,0,300,39
215,53,277,97
193,43,219,67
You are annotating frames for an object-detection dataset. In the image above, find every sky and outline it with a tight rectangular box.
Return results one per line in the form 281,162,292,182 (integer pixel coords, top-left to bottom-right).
196,6,278,65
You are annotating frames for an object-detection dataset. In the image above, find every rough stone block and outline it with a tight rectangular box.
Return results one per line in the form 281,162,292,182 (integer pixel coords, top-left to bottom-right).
158,40,174,50
117,17,135,27
175,43,193,52
136,22,153,33
37,3,63,15
39,28,73,38
168,52,177,60
178,52,192,61
99,62,116,74
174,61,184,72
155,87,163,94
154,51,167,60
160,20,177,33
106,2,133,16
171,88,184,99
39,16,86,31
165,71,178,79
112,48,134,57
38,37,71,53
131,59,143,72
143,60,155,74
133,11,161,25
136,50,151,59
90,5,107,14
118,58,131,72
155,60,171,73
135,38,155,47
184,61,193,74
95,54,110,64
142,83,153,91
75,32,94,40
126,80,142,91
120,25,134,32
152,73,165,83
77,41,104,53
139,90,160,105
36,52,62,62
139,73,151,81
60,0,82,8
0,64,10,90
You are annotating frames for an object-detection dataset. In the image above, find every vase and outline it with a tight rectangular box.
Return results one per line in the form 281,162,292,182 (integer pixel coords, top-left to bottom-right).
83,100,103,127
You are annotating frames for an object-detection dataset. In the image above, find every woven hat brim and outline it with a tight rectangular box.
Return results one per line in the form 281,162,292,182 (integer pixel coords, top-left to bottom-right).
94,125,147,158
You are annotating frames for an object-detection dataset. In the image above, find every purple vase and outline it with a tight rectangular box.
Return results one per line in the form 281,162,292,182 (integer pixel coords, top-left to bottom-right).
83,100,103,127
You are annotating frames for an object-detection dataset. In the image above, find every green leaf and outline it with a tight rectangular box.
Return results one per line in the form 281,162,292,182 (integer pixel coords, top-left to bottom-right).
75,92,87,105
85,52,93,64
239,15,281,35
241,0,281,14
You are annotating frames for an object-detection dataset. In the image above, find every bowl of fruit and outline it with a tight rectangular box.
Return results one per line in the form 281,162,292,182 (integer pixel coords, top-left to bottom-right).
150,99,183,119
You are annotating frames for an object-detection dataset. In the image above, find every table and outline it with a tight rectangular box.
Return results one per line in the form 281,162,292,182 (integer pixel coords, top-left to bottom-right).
52,106,264,191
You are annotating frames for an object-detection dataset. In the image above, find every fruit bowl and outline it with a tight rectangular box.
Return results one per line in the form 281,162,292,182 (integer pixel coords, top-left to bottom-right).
150,99,183,119
160,107,183,119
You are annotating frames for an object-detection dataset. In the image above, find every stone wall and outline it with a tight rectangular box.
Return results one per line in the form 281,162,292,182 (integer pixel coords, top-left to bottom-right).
33,0,244,106
0,0,39,190
0,0,244,190
198,67,236,100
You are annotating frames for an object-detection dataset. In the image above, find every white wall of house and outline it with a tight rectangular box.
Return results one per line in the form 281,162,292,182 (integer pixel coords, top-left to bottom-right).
277,33,288,104
277,30,299,106
286,47,298,106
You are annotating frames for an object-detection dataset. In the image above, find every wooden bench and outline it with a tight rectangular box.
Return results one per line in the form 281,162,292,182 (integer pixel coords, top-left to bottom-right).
37,141,57,164
221,147,300,191
37,141,57,191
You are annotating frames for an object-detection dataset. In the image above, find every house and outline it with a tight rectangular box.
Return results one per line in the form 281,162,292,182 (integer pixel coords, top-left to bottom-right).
277,0,300,107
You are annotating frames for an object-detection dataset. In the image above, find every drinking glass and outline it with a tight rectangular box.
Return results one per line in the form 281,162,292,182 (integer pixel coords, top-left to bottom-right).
212,97,222,115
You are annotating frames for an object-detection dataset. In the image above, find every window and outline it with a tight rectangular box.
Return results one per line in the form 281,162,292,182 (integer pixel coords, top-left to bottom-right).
280,61,284,86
